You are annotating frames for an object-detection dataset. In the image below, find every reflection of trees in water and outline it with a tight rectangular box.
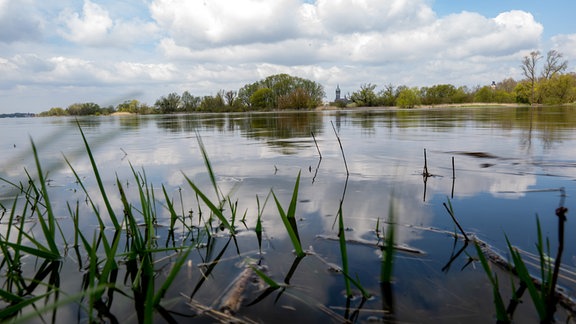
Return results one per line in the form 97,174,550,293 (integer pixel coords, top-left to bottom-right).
154,114,227,133
117,115,150,130
145,107,575,152
242,112,323,139
69,116,103,129
509,106,576,152
390,107,575,151
151,112,323,151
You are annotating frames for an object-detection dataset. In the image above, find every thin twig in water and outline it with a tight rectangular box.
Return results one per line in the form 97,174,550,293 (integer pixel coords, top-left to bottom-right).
422,148,430,177
331,121,349,176
311,131,322,159
443,200,469,242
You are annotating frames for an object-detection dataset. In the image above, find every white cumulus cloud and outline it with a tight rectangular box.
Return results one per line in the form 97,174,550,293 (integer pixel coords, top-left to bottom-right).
58,0,158,47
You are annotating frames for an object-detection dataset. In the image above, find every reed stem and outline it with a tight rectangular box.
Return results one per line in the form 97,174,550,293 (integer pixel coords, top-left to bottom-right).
331,121,349,176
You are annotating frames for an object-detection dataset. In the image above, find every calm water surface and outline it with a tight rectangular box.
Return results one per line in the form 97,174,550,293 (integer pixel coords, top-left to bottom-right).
1,106,575,323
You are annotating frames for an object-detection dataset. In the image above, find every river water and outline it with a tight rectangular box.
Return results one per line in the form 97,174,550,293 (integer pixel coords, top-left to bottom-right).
1,106,575,323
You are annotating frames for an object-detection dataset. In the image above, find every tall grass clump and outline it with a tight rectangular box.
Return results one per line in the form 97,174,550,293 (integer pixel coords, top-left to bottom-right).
476,204,569,323
0,124,195,323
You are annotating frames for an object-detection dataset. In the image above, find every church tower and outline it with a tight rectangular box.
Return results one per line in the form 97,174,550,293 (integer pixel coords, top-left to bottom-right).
335,84,341,101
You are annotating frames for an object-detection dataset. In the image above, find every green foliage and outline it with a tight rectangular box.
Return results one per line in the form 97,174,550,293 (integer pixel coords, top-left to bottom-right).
181,90,201,112
244,73,324,110
116,99,153,114
474,86,495,103
66,102,103,116
350,83,378,106
238,82,260,108
396,87,421,108
38,107,67,116
278,87,314,109
250,88,275,110
154,92,181,113
199,92,225,111
539,74,576,105
514,81,532,104
420,84,457,105
378,84,397,106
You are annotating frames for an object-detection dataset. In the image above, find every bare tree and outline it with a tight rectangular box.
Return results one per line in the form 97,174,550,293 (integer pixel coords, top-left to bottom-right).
224,90,237,107
541,49,568,80
521,51,541,105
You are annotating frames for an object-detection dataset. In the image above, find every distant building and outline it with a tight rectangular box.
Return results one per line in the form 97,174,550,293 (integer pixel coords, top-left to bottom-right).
334,85,350,105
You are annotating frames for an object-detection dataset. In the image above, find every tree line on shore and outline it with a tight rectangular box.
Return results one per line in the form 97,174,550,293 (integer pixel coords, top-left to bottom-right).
38,50,575,116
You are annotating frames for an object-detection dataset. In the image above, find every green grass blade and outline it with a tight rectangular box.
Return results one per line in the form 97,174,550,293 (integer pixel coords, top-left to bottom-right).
195,132,222,203
29,140,60,257
29,139,55,236
153,246,192,306
506,236,547,320
475,242,509,323
272,172,304,257
63,155,108,232
1,241,59,260
76,121,120,230
337,205,351,297
183,174,234,235
162,185,179,231
381,201,395,284
250,265,281,289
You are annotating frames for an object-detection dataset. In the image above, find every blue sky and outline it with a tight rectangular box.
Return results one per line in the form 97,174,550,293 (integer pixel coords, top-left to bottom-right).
432,0,576,39
1,0,575,114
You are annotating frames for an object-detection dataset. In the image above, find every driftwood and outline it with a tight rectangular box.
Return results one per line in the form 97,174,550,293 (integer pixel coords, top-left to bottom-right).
315,234,424,254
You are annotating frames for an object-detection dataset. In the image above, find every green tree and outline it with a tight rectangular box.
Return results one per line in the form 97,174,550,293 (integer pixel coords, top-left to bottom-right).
420,84,457,105
116,99,142,113
237,74,324,110
451,86,472,103
66,102,101,115
514,81,532,104
39,107,67,116
181,91,201,112
155,92,181,114
396,87,421,108
250,88,274,109
350,83,378,106
539,74,576,104
378,84,396,106
199,93,225,111
238,82,260,108
277,87,313,109
474,86,495,103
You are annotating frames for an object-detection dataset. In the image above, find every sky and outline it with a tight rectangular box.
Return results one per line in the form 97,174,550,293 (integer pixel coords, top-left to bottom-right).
1,0,576,114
